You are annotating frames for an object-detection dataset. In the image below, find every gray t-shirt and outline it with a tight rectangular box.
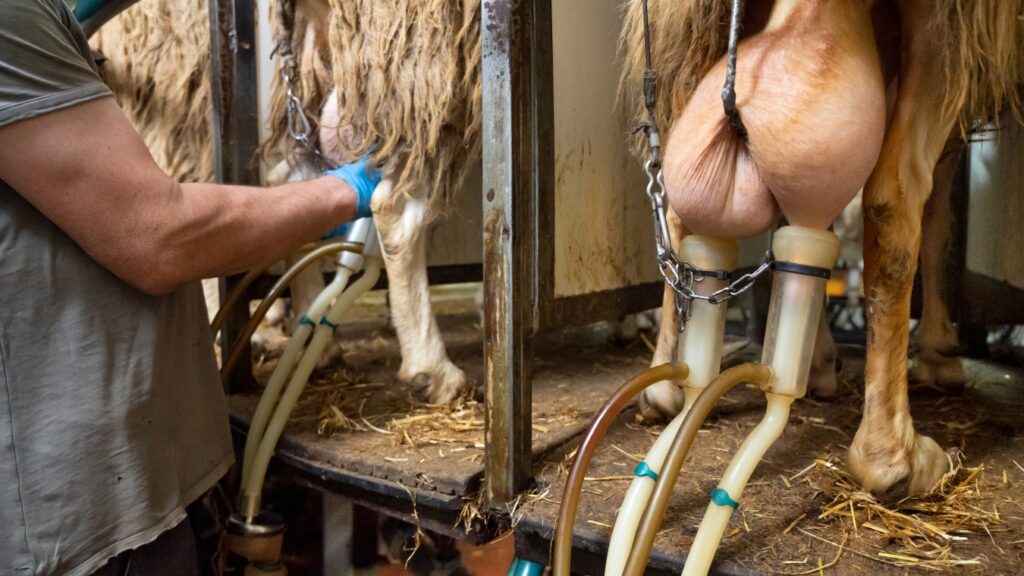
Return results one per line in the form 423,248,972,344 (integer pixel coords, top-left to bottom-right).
0,1,234,574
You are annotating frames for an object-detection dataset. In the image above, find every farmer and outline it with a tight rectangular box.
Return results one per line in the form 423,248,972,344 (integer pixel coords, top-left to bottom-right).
0,1,380,574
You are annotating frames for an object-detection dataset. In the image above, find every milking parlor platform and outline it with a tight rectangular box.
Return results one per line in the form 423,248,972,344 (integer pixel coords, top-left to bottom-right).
226,299,1024,574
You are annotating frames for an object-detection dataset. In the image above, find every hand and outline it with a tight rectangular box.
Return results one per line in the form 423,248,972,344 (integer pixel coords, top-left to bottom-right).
322,156,382,239
325,156,382,219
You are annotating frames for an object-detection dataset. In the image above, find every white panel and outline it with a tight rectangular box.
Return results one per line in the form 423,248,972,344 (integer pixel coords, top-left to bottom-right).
967,121,1024,290
256,0,275,148
551,0,658,297
426,164,483,267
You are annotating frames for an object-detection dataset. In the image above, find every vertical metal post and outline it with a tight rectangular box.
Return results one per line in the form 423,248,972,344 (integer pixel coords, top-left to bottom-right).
482,0,540,505
322,493,354,576
208,0,261,392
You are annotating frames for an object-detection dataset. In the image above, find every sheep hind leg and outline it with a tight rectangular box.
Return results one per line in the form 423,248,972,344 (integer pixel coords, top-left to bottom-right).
807,313,841,398
847,0,955,498
373,182,466,404
910,141,967,390
639,210,688,421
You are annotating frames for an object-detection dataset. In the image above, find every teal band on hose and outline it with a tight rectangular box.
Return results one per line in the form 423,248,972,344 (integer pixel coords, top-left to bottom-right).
319,317,339,332
710,487,739,509
634,461,659,481
298,315,316,328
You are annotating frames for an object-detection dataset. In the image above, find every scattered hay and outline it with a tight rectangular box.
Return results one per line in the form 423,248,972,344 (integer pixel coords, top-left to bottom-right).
314,388,480,443
800,455,1002,569
456,484,553,534
311,374,585,450
256,355,484,446
456,488,486,532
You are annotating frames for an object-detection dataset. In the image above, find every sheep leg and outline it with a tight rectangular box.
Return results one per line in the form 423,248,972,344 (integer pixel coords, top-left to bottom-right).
373,183,466,403
807,313,840,398
290,259,345,368
848,0,955,498
639,209,689,420
911,141,967,388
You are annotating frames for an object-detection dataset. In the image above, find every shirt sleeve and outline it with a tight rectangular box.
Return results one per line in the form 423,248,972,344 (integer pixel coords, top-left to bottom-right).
0,0,112,129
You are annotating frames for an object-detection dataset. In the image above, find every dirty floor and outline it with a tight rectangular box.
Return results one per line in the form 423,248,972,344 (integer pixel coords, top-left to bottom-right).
517,345,1024,575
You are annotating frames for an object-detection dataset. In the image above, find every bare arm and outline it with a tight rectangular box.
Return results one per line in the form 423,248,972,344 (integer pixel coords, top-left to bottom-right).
0,96,356,295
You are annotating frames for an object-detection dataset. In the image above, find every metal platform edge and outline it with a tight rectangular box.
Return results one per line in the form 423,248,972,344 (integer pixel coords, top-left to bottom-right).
229,421,512,544
514,514,760,576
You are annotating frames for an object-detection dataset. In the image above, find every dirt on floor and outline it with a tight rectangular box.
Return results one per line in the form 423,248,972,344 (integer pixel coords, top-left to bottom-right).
231,288,656,500
521,345,1024,575
231,285,1024,574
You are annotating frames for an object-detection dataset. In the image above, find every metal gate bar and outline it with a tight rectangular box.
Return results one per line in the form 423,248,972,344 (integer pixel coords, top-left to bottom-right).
481,0,540,505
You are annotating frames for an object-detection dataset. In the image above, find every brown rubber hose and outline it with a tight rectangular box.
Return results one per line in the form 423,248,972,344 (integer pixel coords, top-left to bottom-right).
220,241,362,382
622,363,773,576
211,242,323,336
212,266,271,337
552,363,690,576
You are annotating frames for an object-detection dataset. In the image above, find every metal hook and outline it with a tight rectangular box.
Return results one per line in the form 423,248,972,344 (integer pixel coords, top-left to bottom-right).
285,92,312,142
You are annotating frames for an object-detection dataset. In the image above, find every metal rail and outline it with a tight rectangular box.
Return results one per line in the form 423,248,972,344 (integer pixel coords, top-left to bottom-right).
208,0,261,392
481,0,539,505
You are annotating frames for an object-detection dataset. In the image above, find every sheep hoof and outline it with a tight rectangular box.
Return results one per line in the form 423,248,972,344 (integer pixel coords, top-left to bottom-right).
910,353,967,392
637,380,684,423
408,362,466,404
315,339,346,370
849,429,951,500
807,356,841,399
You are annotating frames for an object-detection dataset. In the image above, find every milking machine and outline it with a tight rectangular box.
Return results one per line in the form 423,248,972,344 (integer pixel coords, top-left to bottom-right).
620,227,839,576
554,227,838,576
217,240,365,381
224,218,382,574
603,236,737,576
212,243,340,339
550,0,842,573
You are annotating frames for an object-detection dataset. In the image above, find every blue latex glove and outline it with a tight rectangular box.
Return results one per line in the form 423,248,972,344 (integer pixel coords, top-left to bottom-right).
322,157,382,239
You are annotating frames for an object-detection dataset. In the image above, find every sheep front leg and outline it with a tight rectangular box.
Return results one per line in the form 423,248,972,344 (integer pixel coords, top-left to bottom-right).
807,313,840,398
372,183,466,404
290,260,345,368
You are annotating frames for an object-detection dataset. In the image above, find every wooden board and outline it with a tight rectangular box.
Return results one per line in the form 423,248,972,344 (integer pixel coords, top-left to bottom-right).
551,0,657,298
425,163,484,268
228,298,657,506
516,346,1024,575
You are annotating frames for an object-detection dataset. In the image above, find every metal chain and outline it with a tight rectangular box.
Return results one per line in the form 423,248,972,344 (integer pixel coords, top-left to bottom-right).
681,251,774,306
638,0,771,333
272,2,329,168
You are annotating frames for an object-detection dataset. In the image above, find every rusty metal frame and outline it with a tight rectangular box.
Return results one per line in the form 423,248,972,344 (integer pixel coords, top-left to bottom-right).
208,0,260,393
478,0,679,537
481,0,539,505
481,0,668,505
